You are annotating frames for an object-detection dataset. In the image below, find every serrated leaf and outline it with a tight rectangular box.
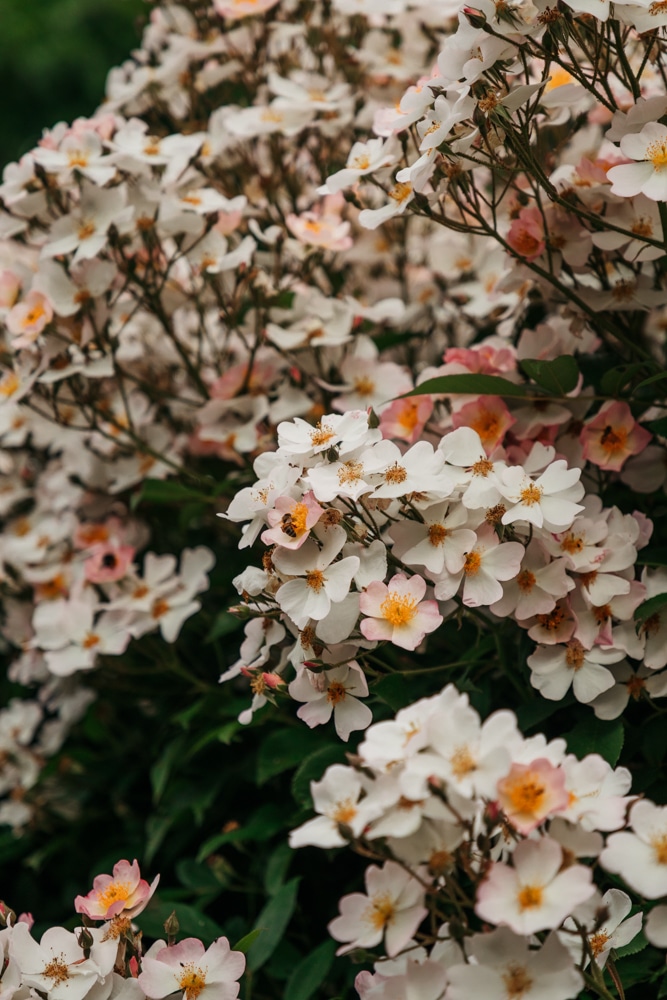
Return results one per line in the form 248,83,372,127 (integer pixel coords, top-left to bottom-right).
257,728,326,786
246,878,301,971
519,355,579,395
614,929,648,959
233,928,263,954
566,717,624,767
291,745,347,807
284,940,336,1000
634,593,667,624
401,373,527,400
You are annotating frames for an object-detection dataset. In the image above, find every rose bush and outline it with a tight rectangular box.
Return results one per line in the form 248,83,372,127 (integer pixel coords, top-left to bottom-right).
3,0,667,997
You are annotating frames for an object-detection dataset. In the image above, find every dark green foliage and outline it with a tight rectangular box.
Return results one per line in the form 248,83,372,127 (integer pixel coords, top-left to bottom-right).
0,0,144,167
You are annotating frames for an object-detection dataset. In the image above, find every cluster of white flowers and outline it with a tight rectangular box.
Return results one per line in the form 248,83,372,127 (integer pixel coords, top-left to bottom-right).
0,0,665,878
0,859,245,1000
224,405,666,734
290,683,667,999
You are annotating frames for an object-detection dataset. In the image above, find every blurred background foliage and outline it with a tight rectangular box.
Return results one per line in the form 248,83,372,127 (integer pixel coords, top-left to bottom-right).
0,0,145,168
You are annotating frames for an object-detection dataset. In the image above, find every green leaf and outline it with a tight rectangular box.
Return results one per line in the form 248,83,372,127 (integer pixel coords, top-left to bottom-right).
130,477,213,510
519,355,579,395
150,736,188,804
374,673,413,712
648,416,667,437
516,697,568,731
145,813,175,863
185,722,241,758
401,374,527,400
204,611,243,643
600,363,646,397
291,745,347,807
196,803,291,861
566,717,624,767
658,970,667,999
637,548,667,567
373,329,422,352
264,842,292,896
233,928,264,954
643,717,667,767
614,929,648,959
284,940,336,1000
257,728,326,786
176,858,227,893
139,898,223,945
634,370,667,394
246,878,301,971
634,593,667,624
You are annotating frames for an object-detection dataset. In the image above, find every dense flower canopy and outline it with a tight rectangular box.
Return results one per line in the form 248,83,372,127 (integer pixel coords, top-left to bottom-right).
3,0,667,998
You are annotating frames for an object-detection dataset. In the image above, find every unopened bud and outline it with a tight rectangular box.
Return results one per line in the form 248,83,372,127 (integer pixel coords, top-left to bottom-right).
367,407,380,429
461,6,487,28
0,902,16,928
78,927,94,955
164,910,180,944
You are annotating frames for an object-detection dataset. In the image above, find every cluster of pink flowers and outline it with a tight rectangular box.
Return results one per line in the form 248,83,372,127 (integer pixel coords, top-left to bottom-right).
290,684,667,998
224,398,663,735
0,860,245,1000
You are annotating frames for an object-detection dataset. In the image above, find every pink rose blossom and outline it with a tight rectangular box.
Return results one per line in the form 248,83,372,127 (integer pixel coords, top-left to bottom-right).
74,859,158,920
139,937,245,1000
261,491,324,550
497,758,569,834
506,206,546,261
6,291,53,344
580,401,651,472
379,396,433,444
84,543,135,584
476,837,594,935
451,395,515,454
360,573,443,651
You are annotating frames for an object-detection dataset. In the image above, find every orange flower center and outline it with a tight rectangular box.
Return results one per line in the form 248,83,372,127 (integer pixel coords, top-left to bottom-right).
44,960,70,985
652,834,667,865
97,881,131,909
327,681,347,705
463,550,481,575
367,893,396,930
310,423,336,447
516,570,536,592
450,745,477,779
384,463,408,485
520,484,542,506
306,569,325,592
565,640,585,670
428,523,448,546
517,885,543,910
502,963,534,998
600,425,628,454
178,965,207,1000
380,592,418,626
